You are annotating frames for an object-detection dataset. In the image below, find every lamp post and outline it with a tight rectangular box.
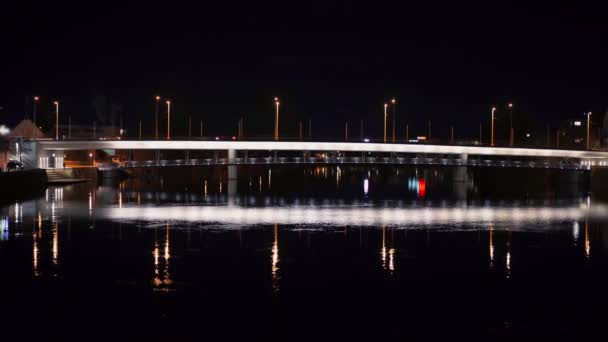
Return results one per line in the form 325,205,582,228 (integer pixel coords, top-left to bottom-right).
155,96,160,140
274,97,280,141
587,112,591,150
508,103,514,146
491,107,496,147
345,122,348,142
451,125,454,144
391,98,396,143
33,96,39,128
54,101,59,140
166,100,171,140
383,103,388,143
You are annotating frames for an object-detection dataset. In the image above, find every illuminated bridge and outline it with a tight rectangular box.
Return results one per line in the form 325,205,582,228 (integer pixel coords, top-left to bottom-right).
29,140,608,171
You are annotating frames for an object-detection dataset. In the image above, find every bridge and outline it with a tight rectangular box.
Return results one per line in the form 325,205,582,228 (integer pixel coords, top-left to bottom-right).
27,139,608,171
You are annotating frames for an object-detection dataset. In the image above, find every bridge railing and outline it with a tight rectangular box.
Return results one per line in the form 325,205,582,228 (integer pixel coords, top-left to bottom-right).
103,156,587,170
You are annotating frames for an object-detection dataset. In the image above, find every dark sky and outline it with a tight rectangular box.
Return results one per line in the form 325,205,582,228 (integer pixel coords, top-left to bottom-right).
1,0,607,140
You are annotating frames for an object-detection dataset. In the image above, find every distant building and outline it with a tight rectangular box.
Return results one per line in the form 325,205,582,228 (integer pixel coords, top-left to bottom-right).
558,118,587,148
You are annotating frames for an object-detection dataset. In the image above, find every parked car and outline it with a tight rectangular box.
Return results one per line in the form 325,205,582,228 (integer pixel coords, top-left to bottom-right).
6,160,24,172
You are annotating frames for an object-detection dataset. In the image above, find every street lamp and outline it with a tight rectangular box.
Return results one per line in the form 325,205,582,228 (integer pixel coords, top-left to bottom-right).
155,96,160,140
587,112,592,150
274,97,280,141
391,98,396,143
383,103,388,143
54,101,59,140
491,107,496,147
33,96,39,128
508,103,514,146
166,100,171,140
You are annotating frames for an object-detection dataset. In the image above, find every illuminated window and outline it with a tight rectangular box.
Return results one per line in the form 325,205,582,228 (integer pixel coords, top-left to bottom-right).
574,121,582,126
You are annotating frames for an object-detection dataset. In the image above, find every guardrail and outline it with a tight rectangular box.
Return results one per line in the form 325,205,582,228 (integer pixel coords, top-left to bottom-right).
97,156,589,171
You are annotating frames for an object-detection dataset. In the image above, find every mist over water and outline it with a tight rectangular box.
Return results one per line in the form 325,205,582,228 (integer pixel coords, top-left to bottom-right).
1,165,606,340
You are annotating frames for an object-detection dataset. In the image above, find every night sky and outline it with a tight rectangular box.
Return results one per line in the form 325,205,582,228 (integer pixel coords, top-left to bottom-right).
1,1,607,140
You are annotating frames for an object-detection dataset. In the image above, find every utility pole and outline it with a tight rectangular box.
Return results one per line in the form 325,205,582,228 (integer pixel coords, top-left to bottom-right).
450,125,454,144
166,100,171,140
69,116,72,139
299,121,303,141
200,121,203,137
406,124,409,142
54,101,59,140
139,120,142,139
383,103,388,143
479,122,482,145
345,122,348,142
491,107,496,147
33,96,39,128
155,96,160,140
587,112,591,150
391,98,396,143
508,103,514,146
556,130,560,148
428,120,432,141
274,97,280,141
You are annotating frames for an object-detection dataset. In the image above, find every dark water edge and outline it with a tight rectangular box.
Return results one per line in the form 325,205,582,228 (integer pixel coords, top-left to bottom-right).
0,169,47,205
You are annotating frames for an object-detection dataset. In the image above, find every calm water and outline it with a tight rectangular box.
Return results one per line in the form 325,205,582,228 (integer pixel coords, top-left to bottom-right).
1,165,607,340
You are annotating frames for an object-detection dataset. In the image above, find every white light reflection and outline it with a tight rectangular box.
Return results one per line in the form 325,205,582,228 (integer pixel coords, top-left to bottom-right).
52,222,59,265
97,204,606,227
0,216,8,241
585,219,591,259
271,224,279,292
363,178,369,196
489,225,494,269
572,221,580,243
152,223,172,291
380,225,387,271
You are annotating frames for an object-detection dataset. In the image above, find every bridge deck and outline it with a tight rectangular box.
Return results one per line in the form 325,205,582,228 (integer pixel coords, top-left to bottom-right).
37,140,608,160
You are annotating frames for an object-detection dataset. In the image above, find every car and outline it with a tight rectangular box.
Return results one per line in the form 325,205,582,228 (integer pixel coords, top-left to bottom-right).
6,160,24,172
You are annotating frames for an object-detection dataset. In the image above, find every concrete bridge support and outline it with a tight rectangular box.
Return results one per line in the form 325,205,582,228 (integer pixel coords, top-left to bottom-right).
227,149,237,203
452,153,469,200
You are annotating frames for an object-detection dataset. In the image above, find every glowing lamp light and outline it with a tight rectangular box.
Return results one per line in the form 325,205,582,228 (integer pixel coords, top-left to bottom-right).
0,125,10,136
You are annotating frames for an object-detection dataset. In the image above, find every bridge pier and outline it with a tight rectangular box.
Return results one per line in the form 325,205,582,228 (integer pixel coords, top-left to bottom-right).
227,149,237,203
452,153,469,200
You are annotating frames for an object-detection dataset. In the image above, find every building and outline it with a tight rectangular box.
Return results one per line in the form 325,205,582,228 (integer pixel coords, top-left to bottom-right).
558,118,588,148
